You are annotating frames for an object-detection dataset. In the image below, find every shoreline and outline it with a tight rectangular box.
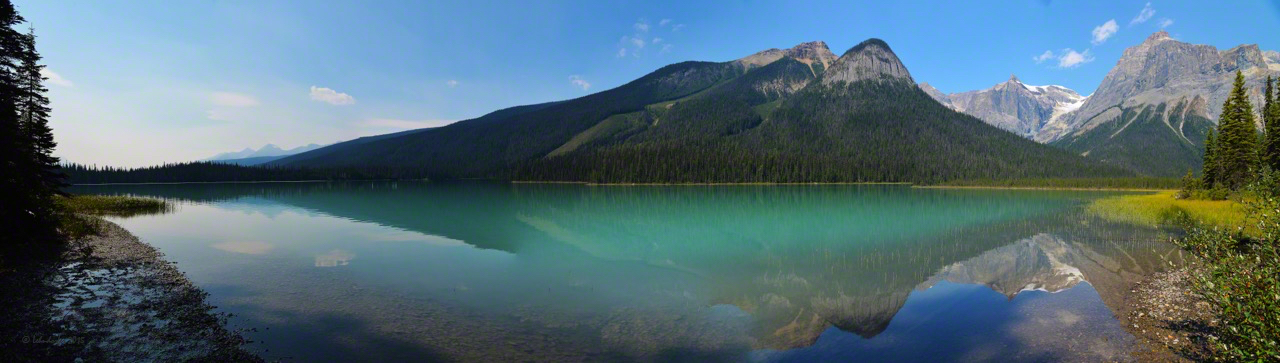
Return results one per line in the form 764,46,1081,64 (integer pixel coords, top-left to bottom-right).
919,185,1174,192
73,179,1171,191
1118,267,1217,361
70,179,336,186
0,218,261,361
512,181,914,186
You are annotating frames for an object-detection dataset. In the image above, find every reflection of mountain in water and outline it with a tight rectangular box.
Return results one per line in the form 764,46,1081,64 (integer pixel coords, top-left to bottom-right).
925,234,1087,297
708,214,1180,349
69,182,1178,353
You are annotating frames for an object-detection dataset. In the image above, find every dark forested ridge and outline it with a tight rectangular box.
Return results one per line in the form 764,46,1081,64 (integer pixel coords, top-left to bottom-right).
271,60,746,176
517,78,1132,183
267,39,1130,183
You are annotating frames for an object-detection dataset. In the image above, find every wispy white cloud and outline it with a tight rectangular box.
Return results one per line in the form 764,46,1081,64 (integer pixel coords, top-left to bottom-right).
634,19,649,32
361,118,454,130
41,69,73,88
209,91,259,107
652,37,663,44
569,75,591,91
308,86,355,105
672,24,685,32
1091,19,1118,45
446,80,459,88
617,35,646,58
660,44,672,54
1033,50,1055,64
205,109,231,121
1158,18,1174,28
1057,48,1094,68
1130,2,1155,25
659,19,672,27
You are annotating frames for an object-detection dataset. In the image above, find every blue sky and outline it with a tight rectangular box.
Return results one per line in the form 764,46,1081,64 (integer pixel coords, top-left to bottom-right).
17,0,1280,166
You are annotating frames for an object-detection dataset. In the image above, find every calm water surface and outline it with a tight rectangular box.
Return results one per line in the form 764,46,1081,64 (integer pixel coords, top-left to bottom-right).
69,182,1181,362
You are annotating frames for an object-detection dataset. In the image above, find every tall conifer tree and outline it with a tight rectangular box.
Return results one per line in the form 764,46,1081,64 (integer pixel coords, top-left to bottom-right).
1265,76,1279,170
17,27,62,200
1268,76,1280,172
0,0,62,262
1203,129,1218,186
0,0,33,257
1217,71,1259,189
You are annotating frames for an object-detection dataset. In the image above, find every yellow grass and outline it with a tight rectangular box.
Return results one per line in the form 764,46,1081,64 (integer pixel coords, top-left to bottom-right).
57,195,171,217
1086,191,1248,232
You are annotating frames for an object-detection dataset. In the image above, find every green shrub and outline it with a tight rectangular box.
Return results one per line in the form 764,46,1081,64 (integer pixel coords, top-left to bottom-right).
1178,193,1280,361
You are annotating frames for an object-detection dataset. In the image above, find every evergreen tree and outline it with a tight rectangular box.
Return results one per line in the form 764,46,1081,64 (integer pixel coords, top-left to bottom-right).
17,27,62,201
1268,76,1280,171
0,0,41,260
1203,129,1218,187
1217,71,1259,189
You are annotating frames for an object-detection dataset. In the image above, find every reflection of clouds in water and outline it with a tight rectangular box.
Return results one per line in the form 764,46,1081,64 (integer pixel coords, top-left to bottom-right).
211,241,274,255
214,199,299,219
364,228,468,247
316,249,356,267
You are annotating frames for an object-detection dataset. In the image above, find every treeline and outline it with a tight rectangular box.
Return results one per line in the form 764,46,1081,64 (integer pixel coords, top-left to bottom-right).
1,1,65,264
61,162,432,184
938,177,1180,189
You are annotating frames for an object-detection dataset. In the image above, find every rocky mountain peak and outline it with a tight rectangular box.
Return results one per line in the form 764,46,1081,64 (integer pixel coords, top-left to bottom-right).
734,40,838,70
785,41,838,67
1220,44,1268,72
1008,74,1021,83
1144,30,1172,44
821,38,913,85
1041,33,1279,144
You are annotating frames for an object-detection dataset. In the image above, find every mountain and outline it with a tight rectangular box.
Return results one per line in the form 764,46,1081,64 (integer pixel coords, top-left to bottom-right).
920,76,1086,138
274,39,1130,182
208,143,323,161
1043,31,1277,176
211,155,295,166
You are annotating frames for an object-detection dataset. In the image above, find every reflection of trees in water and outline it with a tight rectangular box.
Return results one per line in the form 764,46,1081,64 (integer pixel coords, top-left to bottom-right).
72,181,1177,353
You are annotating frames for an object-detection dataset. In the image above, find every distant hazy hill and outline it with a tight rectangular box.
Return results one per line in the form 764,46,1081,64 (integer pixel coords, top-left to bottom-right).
272,39,1129,182
208,143,322,161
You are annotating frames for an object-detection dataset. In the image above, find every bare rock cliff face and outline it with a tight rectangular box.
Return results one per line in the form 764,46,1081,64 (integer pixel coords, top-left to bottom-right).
921,76,1085,138
734,41,838,74
1042,31,1279,142
821,39,914,85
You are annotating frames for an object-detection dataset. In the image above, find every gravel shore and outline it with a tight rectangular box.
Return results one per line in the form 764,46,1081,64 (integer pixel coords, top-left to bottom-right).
0,218,260,362
1119,267,1219,362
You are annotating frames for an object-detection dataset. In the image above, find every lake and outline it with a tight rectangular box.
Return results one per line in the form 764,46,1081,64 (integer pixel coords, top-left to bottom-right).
68,181,1181,362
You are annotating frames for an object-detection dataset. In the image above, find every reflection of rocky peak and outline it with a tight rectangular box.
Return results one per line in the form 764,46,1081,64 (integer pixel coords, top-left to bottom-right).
922,234,1084,298
811,292,908,338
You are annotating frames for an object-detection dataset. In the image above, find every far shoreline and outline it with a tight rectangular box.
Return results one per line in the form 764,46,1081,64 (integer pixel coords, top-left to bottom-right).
70,179,1177,191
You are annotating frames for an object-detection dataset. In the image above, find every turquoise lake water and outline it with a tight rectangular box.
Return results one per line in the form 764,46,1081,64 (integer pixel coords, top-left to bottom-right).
69,181,1182,362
